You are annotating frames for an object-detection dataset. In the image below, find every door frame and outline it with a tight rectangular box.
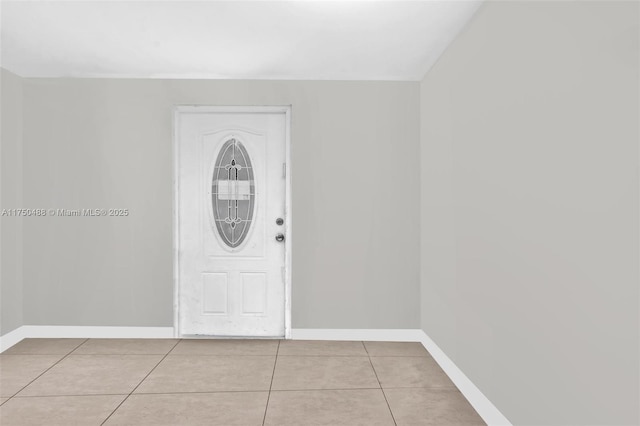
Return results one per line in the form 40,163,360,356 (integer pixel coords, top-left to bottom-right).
172,105,292,339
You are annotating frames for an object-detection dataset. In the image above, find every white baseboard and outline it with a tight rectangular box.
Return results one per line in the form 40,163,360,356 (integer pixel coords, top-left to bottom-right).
0,325,175,352
291,328,424,341
1,326,510,425
0,327,27,352
20,326,175,339
291,328,511,426
417,330,512,426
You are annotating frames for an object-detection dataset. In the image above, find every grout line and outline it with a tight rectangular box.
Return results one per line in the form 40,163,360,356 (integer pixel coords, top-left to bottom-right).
68,338,93,355
262,339,280,426
363,341,398,426
4,386,458,401
153,354,368,357
156,353,280,357
1,353,182,357
367,355,433,358
259,387,384,393
8,393,131,399
99,339,182,426
5,338,90,403
0,338,91,357
0,353,391,358
10,390,269,398
276,354,371,357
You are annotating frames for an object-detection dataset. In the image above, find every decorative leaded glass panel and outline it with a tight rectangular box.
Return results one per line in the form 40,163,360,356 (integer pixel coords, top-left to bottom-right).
212,138,255,248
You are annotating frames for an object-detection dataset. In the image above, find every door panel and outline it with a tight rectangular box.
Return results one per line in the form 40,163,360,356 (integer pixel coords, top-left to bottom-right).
177,110,287,337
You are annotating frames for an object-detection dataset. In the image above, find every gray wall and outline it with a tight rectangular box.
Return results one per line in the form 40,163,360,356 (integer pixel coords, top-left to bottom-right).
0,68,24,335
420,1,639,425
21,79,420,329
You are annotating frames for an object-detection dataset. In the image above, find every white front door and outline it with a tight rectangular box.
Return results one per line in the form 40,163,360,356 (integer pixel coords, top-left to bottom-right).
175,107,290,337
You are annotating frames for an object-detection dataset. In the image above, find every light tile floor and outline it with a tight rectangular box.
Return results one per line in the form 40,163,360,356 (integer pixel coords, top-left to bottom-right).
0,338,485,426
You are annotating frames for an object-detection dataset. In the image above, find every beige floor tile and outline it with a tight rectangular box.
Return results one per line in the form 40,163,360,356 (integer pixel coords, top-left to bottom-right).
278,340,367,356
1,339,86,355
265,389,395,426
135,355,275,393
17,355,162,396
371,356,456,389
385,388,485,425
0,398,7,405
73,339,179,355
0,395,126,426
271,356,379,390
364,341,430,357
0,355,63,397
170,339,278,356
104,392,268,426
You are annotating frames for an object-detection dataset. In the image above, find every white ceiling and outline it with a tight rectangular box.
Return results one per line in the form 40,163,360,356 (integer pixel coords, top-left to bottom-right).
0,0,481,81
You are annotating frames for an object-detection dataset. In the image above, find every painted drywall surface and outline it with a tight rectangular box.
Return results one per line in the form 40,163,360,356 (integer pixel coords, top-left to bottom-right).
21,79,420,329
420,2,639,425
0,68,24,335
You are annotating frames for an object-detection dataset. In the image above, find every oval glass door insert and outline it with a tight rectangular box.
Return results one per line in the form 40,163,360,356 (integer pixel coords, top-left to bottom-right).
212,138,255,248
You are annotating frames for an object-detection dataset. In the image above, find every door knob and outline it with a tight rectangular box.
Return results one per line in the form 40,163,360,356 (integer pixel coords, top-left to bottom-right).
275,233,285,242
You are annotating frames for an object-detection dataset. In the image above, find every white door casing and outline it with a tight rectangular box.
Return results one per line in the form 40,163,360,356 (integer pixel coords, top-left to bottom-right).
174,106,291,338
